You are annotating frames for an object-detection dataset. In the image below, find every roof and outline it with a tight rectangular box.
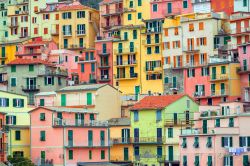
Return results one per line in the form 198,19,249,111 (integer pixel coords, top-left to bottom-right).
130,95,186,110
0,90,27,97
7,59,54,66
24,40,50,47
58,1,97,11
35,92,57,96
108,118,130,126
29,106,98,114
57,84,108,92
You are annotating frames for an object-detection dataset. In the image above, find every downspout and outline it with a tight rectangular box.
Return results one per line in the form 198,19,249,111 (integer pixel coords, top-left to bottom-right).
140,26,142,94
63,127,66,166
29,113,31,162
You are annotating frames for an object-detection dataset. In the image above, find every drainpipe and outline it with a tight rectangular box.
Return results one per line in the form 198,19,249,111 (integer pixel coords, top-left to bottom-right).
139,26,142,94
63,127,66,166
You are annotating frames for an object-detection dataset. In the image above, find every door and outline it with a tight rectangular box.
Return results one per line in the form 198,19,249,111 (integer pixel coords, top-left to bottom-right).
87,93,92,105
100,131,105,146
61,94,66,106
173,77,177,88
134,128,139,142
57,112,62,125
157,128,162,142
63,39,68,48
122,129,130,143
221,83,225,95
130,67,134,77
68,130,73,146
167,3,172,13
203,120,207,134
124,147,129,161
212,67,216,80
135,86,140,101
168,146,173,161
174,113,178,124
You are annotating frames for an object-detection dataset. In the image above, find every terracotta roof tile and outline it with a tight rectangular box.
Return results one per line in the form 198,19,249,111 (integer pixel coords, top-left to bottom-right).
58,1,92,11
7,59,54,66
130,95,186,110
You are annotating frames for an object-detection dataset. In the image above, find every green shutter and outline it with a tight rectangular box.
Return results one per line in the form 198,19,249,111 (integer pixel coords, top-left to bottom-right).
243,155,248,166
208,156,212,166
81,64,84,72
124,147,129,161
138,0,142,6
41,151,45,160
11,78,16,87
128,14,132,20
13,99,17,107
247,137,250,146
40,99,45,106
29,65,34,72
88,130,93,146
89,150,92,160
101,150,105,159
6,99,9,106
11,65,16,72
69,150,73,160
44,77,47,85
6,116,9,124
100,130,105,146
1,47,5,57
13,116,16,125
21,99,24,107
230,137,233,147
52,77,54,85
61,94,66,106
133,30,137,39
40,131,45,141
15,130,20,140
221,137,224,147
87,93,92,105
90,114,94,120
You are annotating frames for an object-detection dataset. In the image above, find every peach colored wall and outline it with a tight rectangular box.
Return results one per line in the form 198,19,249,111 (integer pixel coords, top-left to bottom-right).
35,95,56,106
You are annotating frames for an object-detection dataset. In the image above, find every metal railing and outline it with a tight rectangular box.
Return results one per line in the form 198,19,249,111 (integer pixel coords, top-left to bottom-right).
114,47,137,54
110,137,132,144
65,140,110,147
114,60,137,66
53,118,108,127
115,73,138,79
76,30,86,35
157,155,180,162
37,70,68,76
231,27,250,34
98,75,110,81
143,38,160,45
97,49,111,55
181,127,215,135
101,8,123,16
110,155,133,162
132,137,165,144
22,85,39,91
68,44,86,49
210,74,229,81
63,31,72,36
211,90,228,96
16,49,42,56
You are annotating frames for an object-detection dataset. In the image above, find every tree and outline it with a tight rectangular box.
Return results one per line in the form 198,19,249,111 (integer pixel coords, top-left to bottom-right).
7,155,35,166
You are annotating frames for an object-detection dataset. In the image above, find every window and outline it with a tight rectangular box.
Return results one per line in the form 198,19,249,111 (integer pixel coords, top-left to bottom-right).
40,131,46,141
29,65,34,72
43,14,49,20
6,115,16,125
0,98,9,107
239,136,250,147
183,0,188,8
11,65,16,72
207,137,212,148
58,77,62,86
62,12,71,19
229,118,234,127
13,151,24,158
221,136,233,147
133,30,137,39
129,1,133,8
189,23,194,31
138,12,142,19
208,156,212,166
243,46,247,54
138,0,142,6
243,59,247,71
153,4,158,12
187,100,190,108
13,98,24,107
168,128,173,138
63,25,72,35
194,156,199,166
134,111,139,121
215,119,220,127
15,130,21,140
91,63,95,72
187,69,195,78
45,76,54,85
147,47,152,54
183,155,187,166
243,0,247,7
201,67,209,76
193,137,199,148
41,151,46,163
69,150,73,160
77,24,85,34
157,146,162,157
164,77,169,83
128,14,132,20
89,150,92,160
77,11,85,18
90,114,95,120
243,155,248,166
224,156,233,166
155,46,160,54
81,64,84,72
182,137,187,148
199,22,204,30
156,110,161,121
101,150,105,159
221,66,226,74
40,113,45,121
75,56,78,62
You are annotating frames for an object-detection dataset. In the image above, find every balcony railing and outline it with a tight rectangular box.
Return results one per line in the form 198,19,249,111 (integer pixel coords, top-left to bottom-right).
114,60,137,66
183,46,200,53
37,70,68,77
65,140,110,148
101,8,123,16
97,49,111,56
211,90,228,96
76,30,86,36
210,74,228,81
110,137,132,144
51,29,59,36
193,91,205,98
101,22,122,28
114,47,137,54
115,73,138,80
8,22,19,27
110,155,133,162
181,127,215,135
98,63,110,68
68,44,86,50
191,0,211,3
15,49,42,56
98,75,110,82
63,31,72,36
231,27,250,35
132,137,165,144
53,118,108,127
22,85,39,91
157,155,180,162
19,33,28,38
143,38,160,45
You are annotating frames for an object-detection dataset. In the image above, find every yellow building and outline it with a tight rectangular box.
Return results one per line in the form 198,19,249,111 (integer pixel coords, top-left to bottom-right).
0,91,31,158
58,1,99,53
109,118,133,164
209,59,241,99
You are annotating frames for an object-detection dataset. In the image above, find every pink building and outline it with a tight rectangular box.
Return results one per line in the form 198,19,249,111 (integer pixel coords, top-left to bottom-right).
238,43,250,102
95,40,113,85
150,0,193,19
180,102,250,166
99,0,123,38
34,92,56,107
15,37,58,60
78,50,97,84
29,107,110,166
49,49,82,83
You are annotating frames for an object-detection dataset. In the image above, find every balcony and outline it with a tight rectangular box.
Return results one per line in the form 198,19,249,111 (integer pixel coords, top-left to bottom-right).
65,140,110,148
115,73,138,80
209,56,237,64
97,49,111,56
8,22,19,27
183,46,200,53
165,83,181,91
22,85,40,92
237,66,250,74
15,49,42,56
193,91,206,98
78,57,96,63
142,27,162,34
101,22,122,29
110,137,131,144
114,47,137,55
110,155,133,163
191,0,211,3
114,60,137,67
19,33,28,38
181,127,239,136
51,29,59,36
145,67,162,73
98,62,110,68
210,74,229,81
162,9,181,17
101,8,123,17
158,155,180,163
63,31,72,37
37,70,68,77
231,27,250,36
132,137,165,144
210,89,228,97
98,75,110,82
15,0,29,5
76,30,86,36
67,44,86,50
53,118,108,127
143,38,160,46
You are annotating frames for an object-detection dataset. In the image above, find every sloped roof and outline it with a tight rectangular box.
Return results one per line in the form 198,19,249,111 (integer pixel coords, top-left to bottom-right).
35,92,57,96
57,84,108,92
130,95,186,110
7,59,54,66
29,106,98,114
108,118,130,126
